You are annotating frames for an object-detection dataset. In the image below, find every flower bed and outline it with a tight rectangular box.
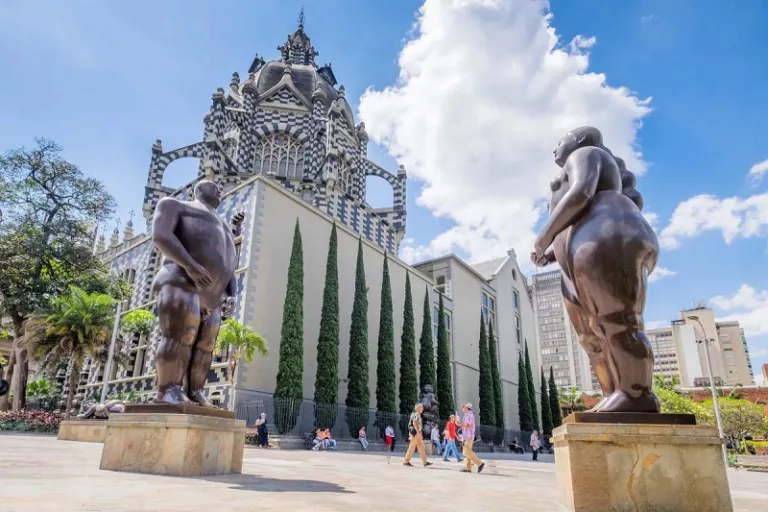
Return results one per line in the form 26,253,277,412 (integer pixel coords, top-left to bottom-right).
0,410,64,433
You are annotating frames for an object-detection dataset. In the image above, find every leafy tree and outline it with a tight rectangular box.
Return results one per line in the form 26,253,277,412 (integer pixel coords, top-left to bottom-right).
540,368,553,436
346,238,369,429
524,342,539,432
121,309,155,341
398,273,418,434
698,397,766,452
24,287,115,416
548,367,562,428
274,219,304,433
0,139,115,410
375,254,396,415
478,315,495,426
654,373,681,391
560,387,585,413
487,321,504,430
517,351,533,431
26,378,52,398
314,224,340,427
215,319,268,385
435,293,453,420
657,387,703,416
418,286,436,392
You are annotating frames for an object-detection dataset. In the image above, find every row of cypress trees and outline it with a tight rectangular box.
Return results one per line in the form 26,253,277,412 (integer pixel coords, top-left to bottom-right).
478,318,505,431
516,340,564,435
273,220,449,432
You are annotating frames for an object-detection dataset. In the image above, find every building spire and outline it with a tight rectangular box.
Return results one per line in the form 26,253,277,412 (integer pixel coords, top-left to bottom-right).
298,6,305,29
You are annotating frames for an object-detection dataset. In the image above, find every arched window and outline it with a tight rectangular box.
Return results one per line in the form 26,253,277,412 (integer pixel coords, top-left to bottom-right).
254,132,304,179
338,159,352,193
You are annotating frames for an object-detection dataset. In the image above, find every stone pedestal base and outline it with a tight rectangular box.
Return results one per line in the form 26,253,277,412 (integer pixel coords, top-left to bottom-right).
99,411,246,476
58,420,107,443
552,418,733,512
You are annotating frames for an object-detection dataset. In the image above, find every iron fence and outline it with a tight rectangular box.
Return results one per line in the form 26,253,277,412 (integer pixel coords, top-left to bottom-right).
236,394,526,447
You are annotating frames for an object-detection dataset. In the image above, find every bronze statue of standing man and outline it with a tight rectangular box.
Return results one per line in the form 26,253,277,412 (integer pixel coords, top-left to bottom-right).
150,180,243,406
532,127,660,413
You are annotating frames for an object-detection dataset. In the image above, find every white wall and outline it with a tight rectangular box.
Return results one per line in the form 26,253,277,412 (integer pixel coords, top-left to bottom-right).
236,179,434,407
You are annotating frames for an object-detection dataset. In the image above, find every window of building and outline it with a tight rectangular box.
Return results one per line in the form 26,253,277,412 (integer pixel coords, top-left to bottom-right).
515,315,521,344
254,132,304,178
337,159,352,193
432,306,452,347
512,289,520,310
512,268,517,281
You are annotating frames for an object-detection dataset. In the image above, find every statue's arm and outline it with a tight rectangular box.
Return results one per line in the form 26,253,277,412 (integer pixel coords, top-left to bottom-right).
536,150,600,252
225,275,237,297
152,198,201,273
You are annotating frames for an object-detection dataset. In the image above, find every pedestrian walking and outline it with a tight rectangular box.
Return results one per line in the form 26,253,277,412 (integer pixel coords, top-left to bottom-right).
459,403,484,473
530,430,540,461
403,403,433,467
442,414,463,462
430,422,442,456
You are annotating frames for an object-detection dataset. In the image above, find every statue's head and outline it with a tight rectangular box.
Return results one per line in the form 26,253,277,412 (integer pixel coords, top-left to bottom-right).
194,180,222,208
422,384,434,394
553,126,603,168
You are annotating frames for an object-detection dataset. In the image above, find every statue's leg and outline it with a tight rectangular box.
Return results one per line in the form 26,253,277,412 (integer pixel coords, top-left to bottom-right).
154,285,201,405
563,297,614,411
573,247,659,413
187,307,221,407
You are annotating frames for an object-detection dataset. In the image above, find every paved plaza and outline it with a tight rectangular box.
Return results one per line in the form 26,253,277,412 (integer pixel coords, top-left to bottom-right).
1,434,767,512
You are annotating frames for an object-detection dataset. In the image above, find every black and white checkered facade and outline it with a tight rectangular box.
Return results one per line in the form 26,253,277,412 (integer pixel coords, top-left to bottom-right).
80,22,407,409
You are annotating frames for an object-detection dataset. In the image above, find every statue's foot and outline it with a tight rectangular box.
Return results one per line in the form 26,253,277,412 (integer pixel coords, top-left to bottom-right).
153,385,194,405
598,390,660,413
189,389,215,408
587,395,609,413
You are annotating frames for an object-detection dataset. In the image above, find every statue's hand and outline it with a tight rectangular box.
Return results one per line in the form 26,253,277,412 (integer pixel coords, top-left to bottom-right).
186,262,213,288
530,251,552,267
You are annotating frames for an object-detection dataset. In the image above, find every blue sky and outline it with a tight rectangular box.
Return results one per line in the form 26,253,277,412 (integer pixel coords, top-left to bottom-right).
1,0,767,382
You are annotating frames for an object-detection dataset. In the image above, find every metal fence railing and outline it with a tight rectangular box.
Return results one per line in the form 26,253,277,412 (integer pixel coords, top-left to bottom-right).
235,394,527,447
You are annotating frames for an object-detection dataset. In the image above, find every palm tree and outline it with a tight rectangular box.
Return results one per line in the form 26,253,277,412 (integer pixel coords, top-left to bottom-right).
214,319,268,385
121,309,155,342
654,373,681,391
559,387,585,415
25,287,116,416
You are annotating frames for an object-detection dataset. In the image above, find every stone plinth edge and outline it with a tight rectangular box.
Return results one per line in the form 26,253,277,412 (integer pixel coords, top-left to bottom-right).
58,420,108,443
552,422,733,512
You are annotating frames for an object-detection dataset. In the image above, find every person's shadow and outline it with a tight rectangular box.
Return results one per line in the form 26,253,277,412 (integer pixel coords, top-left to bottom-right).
200,473,354,494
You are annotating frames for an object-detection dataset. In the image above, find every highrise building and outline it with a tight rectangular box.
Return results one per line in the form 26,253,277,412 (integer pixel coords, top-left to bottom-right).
531,269,594,391
647,304,754,388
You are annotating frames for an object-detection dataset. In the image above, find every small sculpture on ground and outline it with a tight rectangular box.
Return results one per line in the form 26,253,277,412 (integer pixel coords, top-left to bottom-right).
531,126,660,413
150,180,244,406
419,384,439,438
77,399,126,420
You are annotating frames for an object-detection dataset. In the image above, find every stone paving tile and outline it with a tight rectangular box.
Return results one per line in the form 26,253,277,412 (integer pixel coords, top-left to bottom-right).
0,434,766,512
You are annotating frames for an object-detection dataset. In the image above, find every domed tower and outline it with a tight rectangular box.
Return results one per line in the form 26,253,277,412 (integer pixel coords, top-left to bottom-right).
141,12,407,254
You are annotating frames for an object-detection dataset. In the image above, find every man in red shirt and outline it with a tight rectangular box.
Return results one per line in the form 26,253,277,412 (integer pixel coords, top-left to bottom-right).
442,414,464,462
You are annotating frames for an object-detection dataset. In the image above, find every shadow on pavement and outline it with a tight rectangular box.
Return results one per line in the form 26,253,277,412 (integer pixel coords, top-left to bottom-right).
200,473,354,494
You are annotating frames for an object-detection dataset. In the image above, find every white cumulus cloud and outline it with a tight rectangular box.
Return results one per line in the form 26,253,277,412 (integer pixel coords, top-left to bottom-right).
711,284,768,337
645,319,670,330
749,158,768,183
658,193,768,250
648,266,676,283
359,0,651,264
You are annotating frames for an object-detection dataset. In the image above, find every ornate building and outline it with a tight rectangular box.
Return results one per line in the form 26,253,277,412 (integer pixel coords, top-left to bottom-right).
76,20,412,408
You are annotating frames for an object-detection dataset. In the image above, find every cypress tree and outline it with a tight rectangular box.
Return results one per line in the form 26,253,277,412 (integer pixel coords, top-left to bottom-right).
478,315,495,426
540,368,554,436
517,351,533,431
398,273,418,416
375,254,396,415
435,293,454,420
549,366,563,428
313,224,339,427
524,342,540,432
346,237,369,430
274,219,304,433
487,321,504,430
418,286,436,392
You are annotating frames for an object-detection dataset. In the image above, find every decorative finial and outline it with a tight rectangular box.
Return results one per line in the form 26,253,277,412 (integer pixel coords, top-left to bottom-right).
128,210,135,226
230,72,240,88
298,6,305,28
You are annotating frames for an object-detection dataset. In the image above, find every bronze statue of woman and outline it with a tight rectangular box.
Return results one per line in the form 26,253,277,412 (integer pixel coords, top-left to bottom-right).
532,126,660,413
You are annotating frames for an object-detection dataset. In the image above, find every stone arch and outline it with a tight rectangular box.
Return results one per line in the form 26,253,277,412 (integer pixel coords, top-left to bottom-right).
147,142,206,189
362,161,398,207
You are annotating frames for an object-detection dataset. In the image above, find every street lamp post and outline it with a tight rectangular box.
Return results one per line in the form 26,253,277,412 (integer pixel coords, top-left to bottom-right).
687,315,728,467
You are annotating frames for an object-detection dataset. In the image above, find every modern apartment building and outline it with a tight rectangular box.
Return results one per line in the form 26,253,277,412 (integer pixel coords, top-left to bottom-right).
413,250,540,430
649,305,754,388
530,269,594,391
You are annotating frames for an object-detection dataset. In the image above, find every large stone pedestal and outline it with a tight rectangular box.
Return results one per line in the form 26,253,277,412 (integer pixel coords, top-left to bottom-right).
99,405,245,476
552,413,733,512
58,420,107,443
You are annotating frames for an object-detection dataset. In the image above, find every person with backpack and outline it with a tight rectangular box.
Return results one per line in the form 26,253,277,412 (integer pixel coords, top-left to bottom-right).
403,403,432,467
